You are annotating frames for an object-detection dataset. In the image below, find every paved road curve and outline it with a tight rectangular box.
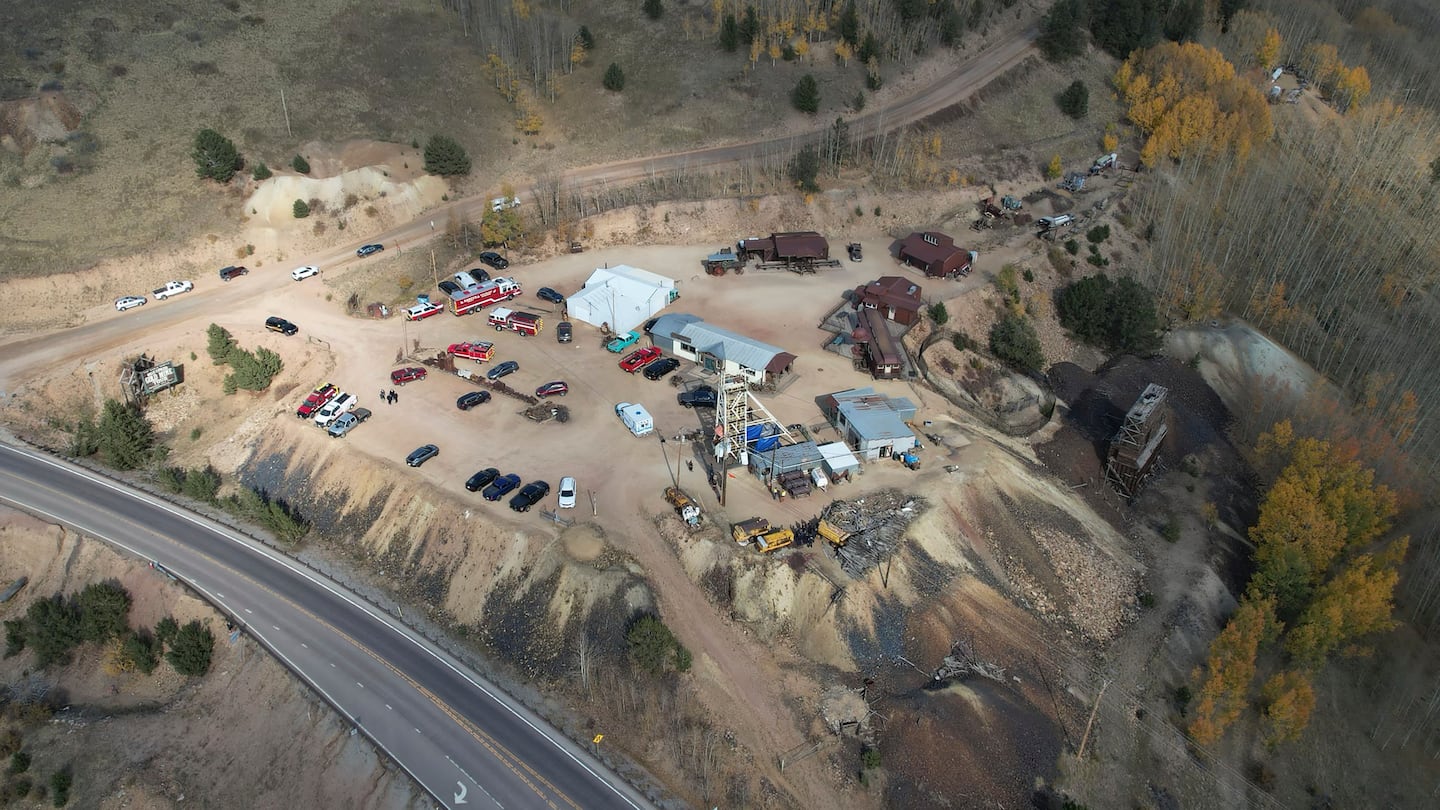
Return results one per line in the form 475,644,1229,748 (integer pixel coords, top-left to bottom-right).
0,442,653,810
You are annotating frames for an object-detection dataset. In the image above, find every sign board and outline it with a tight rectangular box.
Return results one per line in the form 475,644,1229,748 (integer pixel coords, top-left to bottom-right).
140,361,178,394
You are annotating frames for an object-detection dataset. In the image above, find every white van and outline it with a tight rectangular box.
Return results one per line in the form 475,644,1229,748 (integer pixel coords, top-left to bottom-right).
615,403,654,437
1038,214,1074,231
454,271,480,289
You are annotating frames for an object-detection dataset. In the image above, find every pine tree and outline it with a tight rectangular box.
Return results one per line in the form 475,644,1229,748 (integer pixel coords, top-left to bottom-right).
191,129,242,183
96,399,158,471
292,199,310,219
251,163,271,181
291,154,310,174
642,0,662,21
423,135,471,176
791,74,820,114
719,14,739,52
1038,0,1086,62
1058,80,1089,118
603,63,626,92
167,620,215,676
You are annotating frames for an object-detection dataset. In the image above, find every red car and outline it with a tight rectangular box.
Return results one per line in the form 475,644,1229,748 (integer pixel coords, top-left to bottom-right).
535,381,569,398
295,383,338,418
390,367,428,385
619,346,662,373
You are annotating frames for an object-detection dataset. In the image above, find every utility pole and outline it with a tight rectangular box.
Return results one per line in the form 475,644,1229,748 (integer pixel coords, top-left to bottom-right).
1077,678,1111,760
658,435,677,488
280,87,292,138
430,250,439,289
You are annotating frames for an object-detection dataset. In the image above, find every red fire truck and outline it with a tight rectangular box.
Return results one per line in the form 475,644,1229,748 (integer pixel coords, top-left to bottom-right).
447,341,495,362
488,307,544,337
447,277,521,316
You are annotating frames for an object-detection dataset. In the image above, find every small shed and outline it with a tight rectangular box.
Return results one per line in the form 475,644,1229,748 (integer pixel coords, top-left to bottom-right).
648,313,796,386
853,276,923,325
817,442,861,478
897,232,974,279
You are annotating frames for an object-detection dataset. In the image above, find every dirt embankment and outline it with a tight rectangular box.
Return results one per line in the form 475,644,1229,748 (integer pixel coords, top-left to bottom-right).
0,507,420,809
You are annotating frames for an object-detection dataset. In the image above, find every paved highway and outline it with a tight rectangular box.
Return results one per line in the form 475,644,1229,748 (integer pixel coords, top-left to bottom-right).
0,442,653,810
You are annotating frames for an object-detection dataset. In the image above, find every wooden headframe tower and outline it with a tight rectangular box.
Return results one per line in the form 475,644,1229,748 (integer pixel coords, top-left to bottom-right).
1104,383,1169,498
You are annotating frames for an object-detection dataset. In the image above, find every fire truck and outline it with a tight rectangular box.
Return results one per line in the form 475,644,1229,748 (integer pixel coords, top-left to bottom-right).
447,341,495,362
488,308,543,336
447,277,521,316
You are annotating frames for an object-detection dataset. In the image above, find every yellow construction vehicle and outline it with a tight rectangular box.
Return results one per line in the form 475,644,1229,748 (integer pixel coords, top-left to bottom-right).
664,486,701,527
732,517,771,546
817,518,850,548
754,528,795,553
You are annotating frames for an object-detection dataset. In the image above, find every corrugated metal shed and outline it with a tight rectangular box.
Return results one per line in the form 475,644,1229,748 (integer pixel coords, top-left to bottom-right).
749,440,824,477
647,313,702,341
832,387,917,440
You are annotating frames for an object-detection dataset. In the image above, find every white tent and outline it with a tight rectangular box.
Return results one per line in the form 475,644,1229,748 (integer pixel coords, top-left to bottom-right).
566,265,678,334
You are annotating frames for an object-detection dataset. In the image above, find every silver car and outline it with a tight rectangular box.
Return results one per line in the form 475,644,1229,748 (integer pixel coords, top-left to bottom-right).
115,295,146,311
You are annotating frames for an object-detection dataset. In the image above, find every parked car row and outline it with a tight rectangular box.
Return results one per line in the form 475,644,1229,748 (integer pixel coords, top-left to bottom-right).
458,466,571,512
616,346,680,380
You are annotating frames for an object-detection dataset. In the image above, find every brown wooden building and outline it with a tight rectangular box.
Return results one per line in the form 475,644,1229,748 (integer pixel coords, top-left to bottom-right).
737,231,831,262
853,276,924,325
857,307,905,379
897,231,974,279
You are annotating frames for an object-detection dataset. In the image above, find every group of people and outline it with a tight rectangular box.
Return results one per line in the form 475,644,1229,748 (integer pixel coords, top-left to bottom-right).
380,389,398,404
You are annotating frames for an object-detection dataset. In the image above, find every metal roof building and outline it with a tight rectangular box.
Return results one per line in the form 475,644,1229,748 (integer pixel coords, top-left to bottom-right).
821,387,918,459
896,231,975,279
647,314,796,385
749,440,825,478
566,265,679,334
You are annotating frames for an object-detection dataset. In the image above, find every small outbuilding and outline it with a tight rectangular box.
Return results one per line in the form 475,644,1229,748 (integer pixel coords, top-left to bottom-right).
897,232,975,279
566,265,679,335
821,387,918,460
749,440,825,479
817,442,861,479
647,314,796,386
853,276,923,325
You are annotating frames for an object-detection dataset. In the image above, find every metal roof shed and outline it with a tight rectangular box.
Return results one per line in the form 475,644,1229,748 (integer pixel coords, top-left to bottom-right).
749,441,824,478
817,442,861,476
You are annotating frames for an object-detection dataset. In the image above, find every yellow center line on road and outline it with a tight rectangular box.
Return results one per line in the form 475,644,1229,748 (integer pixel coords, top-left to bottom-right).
0,467,578,810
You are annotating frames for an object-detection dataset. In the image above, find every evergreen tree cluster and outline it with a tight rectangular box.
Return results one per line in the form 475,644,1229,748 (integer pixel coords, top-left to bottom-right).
206,324,284,393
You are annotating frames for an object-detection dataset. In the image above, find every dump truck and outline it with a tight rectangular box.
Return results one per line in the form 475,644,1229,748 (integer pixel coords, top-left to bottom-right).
754,528,795,553
732,517,771,546
817,518,850,548
664,487,701,527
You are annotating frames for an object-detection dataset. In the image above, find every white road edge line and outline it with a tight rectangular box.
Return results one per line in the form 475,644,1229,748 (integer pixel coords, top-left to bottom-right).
2,444,644,809
0,482,462,810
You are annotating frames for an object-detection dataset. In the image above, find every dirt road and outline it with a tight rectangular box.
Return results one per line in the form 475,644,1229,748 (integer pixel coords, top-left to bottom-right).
0,29,1034,384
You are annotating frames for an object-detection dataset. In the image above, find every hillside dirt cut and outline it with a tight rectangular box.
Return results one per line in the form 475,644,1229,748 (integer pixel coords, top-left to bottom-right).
0,507,421,810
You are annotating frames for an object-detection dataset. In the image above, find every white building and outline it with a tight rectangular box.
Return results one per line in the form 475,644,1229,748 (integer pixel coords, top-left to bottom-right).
565,265,679,334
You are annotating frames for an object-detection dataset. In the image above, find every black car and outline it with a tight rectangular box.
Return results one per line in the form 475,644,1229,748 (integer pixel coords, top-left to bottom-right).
509,480,550,512
482,473,522,501
405,444,440,467
556,321,572,344
467,268,491,283
678,385,717,408
457,391,492,410
537,287,565,304
465,467,500,492
357,244,385,257
487,360,519,380
642,357,681,381
265,316,299,336
219,265,249,281
438,280,462,296
478,251,509,270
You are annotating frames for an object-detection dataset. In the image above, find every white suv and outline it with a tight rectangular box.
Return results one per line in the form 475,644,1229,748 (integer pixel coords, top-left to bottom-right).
313,393,357,427
291,265,320,281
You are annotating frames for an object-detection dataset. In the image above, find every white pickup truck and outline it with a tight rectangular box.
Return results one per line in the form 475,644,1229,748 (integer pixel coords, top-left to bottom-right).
313,393,358,428
152,280,194,300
